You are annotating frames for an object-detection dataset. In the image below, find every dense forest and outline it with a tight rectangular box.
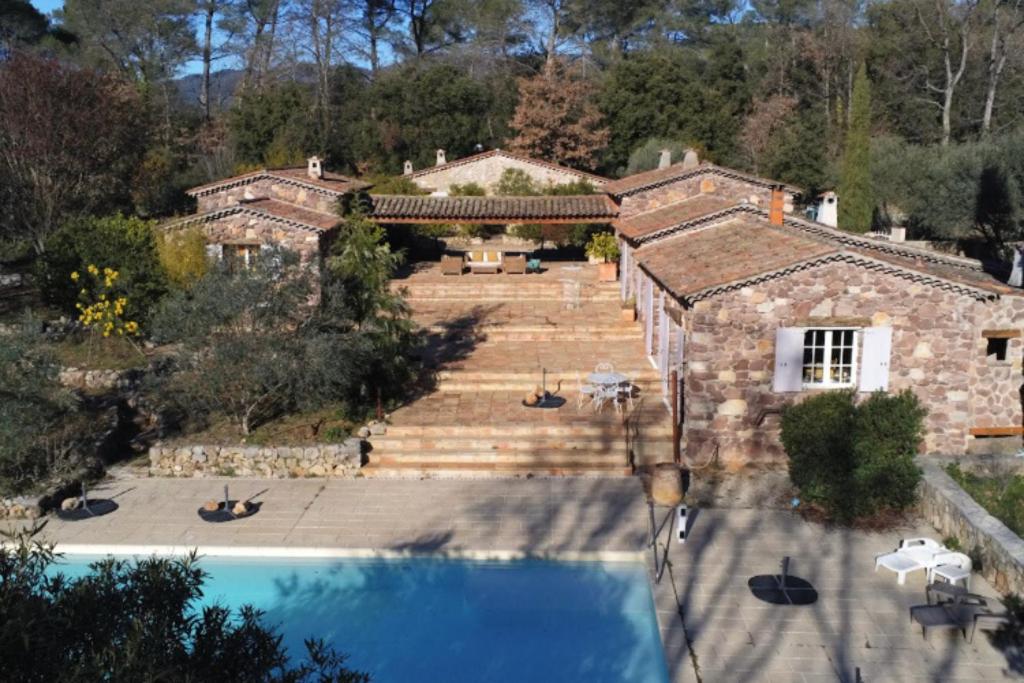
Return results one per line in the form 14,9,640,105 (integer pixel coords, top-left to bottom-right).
2,0,1024,251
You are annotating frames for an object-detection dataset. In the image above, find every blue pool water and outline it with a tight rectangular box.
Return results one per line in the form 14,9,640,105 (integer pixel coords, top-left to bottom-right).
52,555,669,683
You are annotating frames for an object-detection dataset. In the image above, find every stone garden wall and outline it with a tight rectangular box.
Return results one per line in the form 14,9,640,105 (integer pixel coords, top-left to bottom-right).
148,440,364,478
918,460,1024,594
58,367,141,392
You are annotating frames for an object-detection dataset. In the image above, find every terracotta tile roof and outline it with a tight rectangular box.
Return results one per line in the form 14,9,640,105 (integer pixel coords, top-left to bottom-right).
635,208,1020,302
241,198,339,230
369,194,617,223
614,194,737,242
604,162,802,197
407,149,608,184
161,202,336,234
187,167,370,197
637,217,837,301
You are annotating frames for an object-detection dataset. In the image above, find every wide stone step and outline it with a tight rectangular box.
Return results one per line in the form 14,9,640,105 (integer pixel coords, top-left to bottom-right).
423,326,642,342
367,448,632,464
362,461,634,479
378,422,674,438
432,368,660,381
367,435,653,452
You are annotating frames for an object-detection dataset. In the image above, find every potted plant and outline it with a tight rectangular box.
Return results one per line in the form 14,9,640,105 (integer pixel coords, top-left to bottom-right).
586,233,620,282
621,296,636,322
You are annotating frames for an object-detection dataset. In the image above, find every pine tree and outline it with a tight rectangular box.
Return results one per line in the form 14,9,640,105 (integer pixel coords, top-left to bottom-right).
507,59,610,170
839,63,873,233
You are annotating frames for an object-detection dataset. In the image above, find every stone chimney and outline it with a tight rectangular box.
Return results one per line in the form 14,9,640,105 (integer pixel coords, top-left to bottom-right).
403,160,414,175
817,191,838,228
658,149,672,170
436,149,447,166
890,227,906,243
1009,245,1023,288
769,186,785,226
682,149,699,169
307,156,323,180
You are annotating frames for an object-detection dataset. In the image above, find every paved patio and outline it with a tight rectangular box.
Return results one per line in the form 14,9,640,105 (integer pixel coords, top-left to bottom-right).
9,475,1021,683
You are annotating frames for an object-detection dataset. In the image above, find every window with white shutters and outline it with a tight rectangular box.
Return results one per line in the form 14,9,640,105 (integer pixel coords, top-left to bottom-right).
802,328,857,388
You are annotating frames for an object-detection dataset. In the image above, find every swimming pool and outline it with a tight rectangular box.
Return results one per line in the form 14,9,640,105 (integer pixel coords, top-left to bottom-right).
53,554,669,683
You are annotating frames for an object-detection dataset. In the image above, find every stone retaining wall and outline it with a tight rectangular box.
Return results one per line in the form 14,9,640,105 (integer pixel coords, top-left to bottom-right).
58,367,142,392
919,460,1024,594
148,441,364,478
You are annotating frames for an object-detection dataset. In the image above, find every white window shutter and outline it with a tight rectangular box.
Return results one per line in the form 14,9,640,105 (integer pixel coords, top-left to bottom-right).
859,327,893,392
205,243,222,262
772,327,805,392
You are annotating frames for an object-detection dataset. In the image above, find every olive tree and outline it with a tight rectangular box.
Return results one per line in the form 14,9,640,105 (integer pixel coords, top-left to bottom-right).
0,528,369,682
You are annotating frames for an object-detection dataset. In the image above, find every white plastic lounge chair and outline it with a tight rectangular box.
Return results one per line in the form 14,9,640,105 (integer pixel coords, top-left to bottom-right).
875,538,948,585
927,551,972,590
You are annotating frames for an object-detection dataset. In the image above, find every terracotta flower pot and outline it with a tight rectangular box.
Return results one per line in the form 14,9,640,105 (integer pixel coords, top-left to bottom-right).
620,307,636,322
597,261,618,282
651,463,684,506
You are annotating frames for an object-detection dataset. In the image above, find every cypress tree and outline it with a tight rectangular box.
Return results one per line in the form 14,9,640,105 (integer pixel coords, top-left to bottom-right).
839,63,873,233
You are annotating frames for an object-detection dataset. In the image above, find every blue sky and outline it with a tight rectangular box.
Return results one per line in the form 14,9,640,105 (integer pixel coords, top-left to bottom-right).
31,0,62,13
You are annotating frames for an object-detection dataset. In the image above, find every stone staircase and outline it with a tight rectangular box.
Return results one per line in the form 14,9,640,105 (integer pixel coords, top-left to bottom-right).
365,264,676,478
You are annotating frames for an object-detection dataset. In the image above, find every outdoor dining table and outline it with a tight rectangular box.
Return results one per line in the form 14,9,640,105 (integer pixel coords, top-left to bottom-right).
588,372,629,387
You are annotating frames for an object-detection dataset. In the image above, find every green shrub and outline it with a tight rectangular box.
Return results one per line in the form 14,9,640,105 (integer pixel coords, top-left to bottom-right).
781,389,925,523
156,227,208,290
449,182,486,196
946,463,1024,537
36,215,168,325
585,232,620,262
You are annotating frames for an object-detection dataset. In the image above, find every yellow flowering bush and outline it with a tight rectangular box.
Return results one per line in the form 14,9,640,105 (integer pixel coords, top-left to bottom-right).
73,265,140,338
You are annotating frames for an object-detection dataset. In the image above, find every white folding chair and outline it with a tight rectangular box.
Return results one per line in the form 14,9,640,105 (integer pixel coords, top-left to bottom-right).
594,361,614,374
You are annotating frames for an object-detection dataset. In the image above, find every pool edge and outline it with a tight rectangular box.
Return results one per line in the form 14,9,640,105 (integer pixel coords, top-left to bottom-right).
44,542,646,563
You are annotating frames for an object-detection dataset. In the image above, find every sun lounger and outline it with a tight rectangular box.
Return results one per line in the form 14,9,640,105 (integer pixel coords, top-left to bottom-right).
910,593,992,640
875,538,948,585
970,611,1010,643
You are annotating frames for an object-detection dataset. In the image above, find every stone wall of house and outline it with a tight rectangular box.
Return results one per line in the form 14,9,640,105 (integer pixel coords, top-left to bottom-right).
968,295,1024,438
148,440,363,478
410,155,597,195
196,178,340,214
680,261,981,468
200,213,323,263
918,461,1024,594
618,174,790,217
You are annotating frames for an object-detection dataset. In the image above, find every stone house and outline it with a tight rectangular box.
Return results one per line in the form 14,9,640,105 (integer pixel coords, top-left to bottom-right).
608,160,1023,467
403,148,607,195
164,157,370,268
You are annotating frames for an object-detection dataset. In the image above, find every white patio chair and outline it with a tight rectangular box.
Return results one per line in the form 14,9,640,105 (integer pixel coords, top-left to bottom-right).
927,552,972,590
595,384,622,415
575,372,599,412
875,538,948,585
594,361,615,374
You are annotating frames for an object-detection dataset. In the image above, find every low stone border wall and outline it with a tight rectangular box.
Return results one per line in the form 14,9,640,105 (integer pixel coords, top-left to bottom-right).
919,460,1024,594
148,441,364,478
